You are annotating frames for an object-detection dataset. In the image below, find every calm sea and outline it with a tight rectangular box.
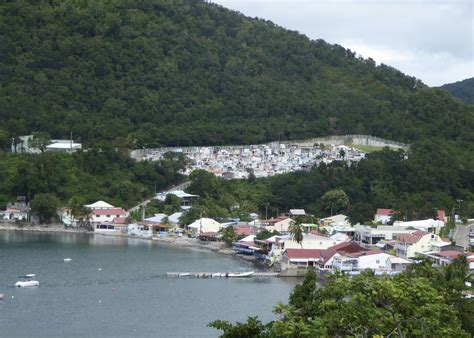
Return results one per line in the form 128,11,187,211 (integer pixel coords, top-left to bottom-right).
0,231,298,337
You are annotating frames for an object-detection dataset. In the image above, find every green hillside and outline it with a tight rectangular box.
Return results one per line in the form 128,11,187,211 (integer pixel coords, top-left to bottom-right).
0,0,473,219
1,0,473,149
439,78,474,104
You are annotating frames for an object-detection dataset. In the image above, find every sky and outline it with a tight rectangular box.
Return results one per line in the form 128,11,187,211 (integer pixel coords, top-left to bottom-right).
213,0,473,86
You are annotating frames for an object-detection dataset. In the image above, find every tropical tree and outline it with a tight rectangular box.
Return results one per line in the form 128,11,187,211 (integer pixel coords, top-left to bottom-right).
68,198,92,229
30,193,60,223
210,261,471,337
288,216,305,247
321,189,349,216
221,226,237,247
27,132,51,153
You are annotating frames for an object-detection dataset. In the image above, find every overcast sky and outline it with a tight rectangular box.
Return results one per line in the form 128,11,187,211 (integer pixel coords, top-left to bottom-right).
213,0,473,86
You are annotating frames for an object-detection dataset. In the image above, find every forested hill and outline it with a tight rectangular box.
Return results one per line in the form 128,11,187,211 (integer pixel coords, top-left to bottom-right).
0,0,473,149
439,78,474,104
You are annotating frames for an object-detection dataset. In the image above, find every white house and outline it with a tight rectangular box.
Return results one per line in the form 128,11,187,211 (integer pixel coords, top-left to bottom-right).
2,196,29,221
393,218,444,234
262,216,292,232
394,230,449,259
357,251,392,271
90,208,127,225
355,224,419,245
46,141,82,153
187,218,221,236
85,201,128,226
128,223,153,238
155,190,199,207
85,200,116,210
374,208,398,224
320,214,350,228
281,249,323,270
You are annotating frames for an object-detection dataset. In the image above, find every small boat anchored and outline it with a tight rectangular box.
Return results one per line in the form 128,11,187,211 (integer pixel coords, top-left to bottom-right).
14,274,39,287
227,271,254,278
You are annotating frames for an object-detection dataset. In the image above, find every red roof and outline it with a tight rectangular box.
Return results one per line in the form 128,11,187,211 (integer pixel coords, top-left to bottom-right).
92,208,126,216
434,251,463,259
397,230,428,244
376,208,397,216
321,242,368,263
345,250,385,258
113,217,127,224
233,226,252,236
285,249,323,259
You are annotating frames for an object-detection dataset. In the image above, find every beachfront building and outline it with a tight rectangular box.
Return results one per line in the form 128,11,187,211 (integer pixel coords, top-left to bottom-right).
187,218,221,237
269,233,348,265
281,249,323,269
94,218,128,234
84,201,128,227
127,222,154,238
2,196,29,221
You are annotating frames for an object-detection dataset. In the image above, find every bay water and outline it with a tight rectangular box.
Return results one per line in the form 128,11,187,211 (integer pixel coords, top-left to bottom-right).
0,231,298,337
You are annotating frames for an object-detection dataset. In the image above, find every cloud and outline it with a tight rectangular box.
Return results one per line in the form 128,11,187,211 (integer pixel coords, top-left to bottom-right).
213,0,474,86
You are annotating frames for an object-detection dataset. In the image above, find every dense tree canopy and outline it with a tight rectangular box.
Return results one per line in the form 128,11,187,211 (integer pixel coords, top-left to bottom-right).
0,149,185,210
210,258,473,337
0,0,473,223
0,0,473,150
439,77,474,104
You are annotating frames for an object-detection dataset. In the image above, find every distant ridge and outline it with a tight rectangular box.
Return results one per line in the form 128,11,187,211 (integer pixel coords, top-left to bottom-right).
0,0,473,149
439,78,474,104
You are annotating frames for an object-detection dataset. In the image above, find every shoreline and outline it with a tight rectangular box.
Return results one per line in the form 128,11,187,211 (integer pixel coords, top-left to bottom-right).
0,223,263,265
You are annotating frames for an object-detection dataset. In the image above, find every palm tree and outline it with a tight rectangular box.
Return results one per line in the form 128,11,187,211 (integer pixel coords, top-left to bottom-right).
289,216,304,247
68,198,92,230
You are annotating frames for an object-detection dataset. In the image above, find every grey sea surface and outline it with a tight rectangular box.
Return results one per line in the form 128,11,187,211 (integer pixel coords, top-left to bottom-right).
0,231,298,337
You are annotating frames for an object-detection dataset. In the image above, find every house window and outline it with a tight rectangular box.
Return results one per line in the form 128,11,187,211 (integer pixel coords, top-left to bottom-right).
376,260,380,264
106,215,110,217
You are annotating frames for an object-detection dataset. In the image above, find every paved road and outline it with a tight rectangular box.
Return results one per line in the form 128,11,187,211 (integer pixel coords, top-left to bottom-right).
127,181,190,213
453,223,474,250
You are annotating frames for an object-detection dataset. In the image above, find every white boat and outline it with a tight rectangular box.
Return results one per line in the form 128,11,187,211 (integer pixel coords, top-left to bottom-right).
227,271,254,278
15,274,39,287
211,273,224,278
178,273,190,277
63,258,72,262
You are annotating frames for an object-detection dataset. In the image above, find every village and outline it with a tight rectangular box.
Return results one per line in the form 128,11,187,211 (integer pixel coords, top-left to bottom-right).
139,141,367,179
3,190,473,277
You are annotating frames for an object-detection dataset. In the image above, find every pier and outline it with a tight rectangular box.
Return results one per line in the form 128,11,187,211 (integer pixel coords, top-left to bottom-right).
166,271,303,278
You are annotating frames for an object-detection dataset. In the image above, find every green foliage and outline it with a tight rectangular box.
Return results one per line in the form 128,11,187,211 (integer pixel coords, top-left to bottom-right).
28,132,51,153
221,226,237,247
211,259,472,337
30,193,60,223
0,0,472,150
439,77,474,104
0,150,184,211
288,216,305,246
255,229,280,240
321,189,349,216
347,202,374,225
